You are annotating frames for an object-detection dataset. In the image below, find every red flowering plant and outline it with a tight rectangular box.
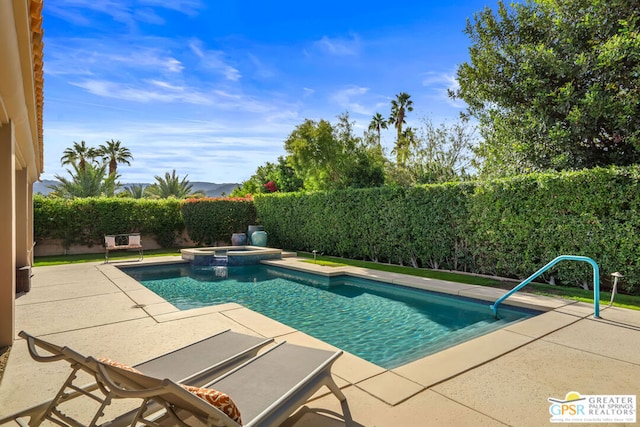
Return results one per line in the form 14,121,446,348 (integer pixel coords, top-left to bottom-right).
263,181,278,193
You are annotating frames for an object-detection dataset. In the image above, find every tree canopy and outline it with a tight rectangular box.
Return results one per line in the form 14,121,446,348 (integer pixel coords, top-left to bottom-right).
55,140,128,197
388,92,414,165
97,139,133,176
453,0,640,177
145,170,205,199
233,94,476,196
51,162,120,198
61,140,96,172
283,112,385,191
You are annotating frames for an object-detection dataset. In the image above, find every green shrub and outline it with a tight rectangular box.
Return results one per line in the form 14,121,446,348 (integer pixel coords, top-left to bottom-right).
466,167,640,293
255,167,640,294
34,196,184,248
135,199,185,247
34,166,640,294
255,184,469,269
180,197,257,245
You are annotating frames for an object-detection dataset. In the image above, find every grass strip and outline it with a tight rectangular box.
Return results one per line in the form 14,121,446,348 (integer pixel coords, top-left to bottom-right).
297,252,640,310
34,249,182,266
300,259,348,267
34,249,640,310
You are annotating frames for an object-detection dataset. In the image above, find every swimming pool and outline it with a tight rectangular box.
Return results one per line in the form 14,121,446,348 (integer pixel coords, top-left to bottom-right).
122,263,539,369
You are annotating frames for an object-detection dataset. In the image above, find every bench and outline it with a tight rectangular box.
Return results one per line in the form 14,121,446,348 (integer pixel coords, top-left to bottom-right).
104,234,143,263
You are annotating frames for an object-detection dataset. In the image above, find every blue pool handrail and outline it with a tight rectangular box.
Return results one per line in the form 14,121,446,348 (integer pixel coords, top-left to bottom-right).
490,255,600,318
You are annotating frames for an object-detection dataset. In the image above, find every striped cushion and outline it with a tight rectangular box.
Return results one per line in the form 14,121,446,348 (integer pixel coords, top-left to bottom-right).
128,235,141,246
98,358,142,374
182,384,242,425
105,236,116,248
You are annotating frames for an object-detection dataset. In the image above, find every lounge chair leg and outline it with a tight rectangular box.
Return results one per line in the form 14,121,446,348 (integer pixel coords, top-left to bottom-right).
129,399,153,427
128,399,173,427
30,366,83,426
88,391,115,426
325,377,347,402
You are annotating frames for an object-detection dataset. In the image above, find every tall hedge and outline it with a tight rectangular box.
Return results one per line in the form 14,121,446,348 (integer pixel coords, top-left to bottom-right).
33,196,185,248
254,184,470,269
32,166,640,294
180,198,257,245
255,167,640,294
466,168,640,290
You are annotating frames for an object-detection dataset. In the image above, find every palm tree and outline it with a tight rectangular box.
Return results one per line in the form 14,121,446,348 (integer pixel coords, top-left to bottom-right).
368,112,388,147
388,92,414,164
392,127,417,166
145,170,205,199
97,139,133,176
122,183,147,199
50,162,120,198
60,141,97,172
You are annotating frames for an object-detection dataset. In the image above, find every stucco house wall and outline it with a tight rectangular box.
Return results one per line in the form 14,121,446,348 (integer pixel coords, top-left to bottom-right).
0,0,45,346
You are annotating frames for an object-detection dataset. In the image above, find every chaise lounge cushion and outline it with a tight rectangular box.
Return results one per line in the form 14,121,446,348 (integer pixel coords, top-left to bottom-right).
99,358,243,424
105,236,116,248
98,358,143,374
128,235,141,247
181,385,242,425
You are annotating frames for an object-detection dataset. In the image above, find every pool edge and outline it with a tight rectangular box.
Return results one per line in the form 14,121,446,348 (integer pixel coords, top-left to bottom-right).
100,255,596,407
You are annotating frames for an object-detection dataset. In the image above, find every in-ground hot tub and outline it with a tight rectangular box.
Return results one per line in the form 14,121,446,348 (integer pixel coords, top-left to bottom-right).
181,246,282,266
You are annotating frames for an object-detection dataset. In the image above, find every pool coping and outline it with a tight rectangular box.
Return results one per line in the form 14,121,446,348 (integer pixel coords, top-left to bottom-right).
100,255,597,407
5,257,638,426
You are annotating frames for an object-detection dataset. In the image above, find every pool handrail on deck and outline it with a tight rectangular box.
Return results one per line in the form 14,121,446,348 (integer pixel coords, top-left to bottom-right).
490,255,601,318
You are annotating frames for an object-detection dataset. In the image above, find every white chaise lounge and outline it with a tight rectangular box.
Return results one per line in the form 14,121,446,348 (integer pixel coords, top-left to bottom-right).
94,341,348,427
0,330,273,426
104,233,143,263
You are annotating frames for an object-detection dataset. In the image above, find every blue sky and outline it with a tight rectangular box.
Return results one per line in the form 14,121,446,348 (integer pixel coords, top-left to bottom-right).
41,0,500,184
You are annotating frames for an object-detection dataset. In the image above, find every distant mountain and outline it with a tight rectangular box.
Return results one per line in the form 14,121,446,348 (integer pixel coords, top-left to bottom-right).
34,180,58,195
34,180,240,198
189,182,241,197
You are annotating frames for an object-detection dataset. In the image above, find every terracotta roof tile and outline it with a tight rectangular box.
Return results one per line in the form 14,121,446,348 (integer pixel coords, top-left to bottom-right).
30,0,44,167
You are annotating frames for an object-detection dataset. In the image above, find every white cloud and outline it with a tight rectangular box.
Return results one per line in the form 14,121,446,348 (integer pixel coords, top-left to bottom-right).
71,79,213,104
247,54,276,79
149,80,183,90
46,0,203,28
44,39,184,77
209,90,287,114
330,86,373,115
314,34,360,56
421,72,458,90
263,109,300,124
189,40,241,82
421,71,466,109
132,53,184,73
47,1,133,24
133,8,165,25
139,0,204,17
42,118,289,183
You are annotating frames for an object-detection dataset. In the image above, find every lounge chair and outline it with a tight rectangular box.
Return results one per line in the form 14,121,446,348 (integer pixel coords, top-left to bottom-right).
93,341,347,427
104,234,143,263
0,330,273,426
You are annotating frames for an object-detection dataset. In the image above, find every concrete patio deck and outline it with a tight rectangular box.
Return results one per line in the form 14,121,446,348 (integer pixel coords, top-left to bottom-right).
0,256,638,426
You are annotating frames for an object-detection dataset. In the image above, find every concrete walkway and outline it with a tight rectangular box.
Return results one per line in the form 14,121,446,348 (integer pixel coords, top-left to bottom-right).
1,256,639,426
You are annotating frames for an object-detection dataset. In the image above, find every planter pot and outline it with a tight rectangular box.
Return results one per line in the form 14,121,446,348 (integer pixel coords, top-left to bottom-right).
251,231,267,247
16,266,32,293
247,225,265,245
231,233,247,246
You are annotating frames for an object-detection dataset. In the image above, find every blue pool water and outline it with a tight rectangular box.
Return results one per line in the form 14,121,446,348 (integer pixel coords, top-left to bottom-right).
122,263,538,369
